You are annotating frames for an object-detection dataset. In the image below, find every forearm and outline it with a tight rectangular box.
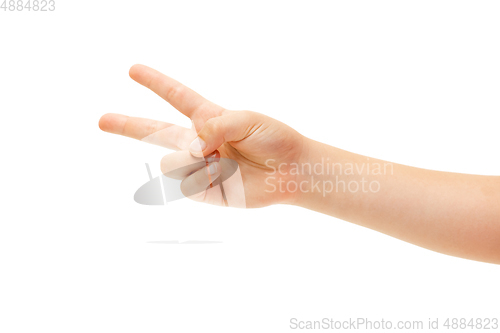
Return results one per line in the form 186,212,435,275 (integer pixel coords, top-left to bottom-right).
294,137,500,264
101,65,499,263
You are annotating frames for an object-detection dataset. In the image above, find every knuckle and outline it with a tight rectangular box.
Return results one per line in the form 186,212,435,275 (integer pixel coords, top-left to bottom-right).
180,172,206,198
160,152,180,177
180,178,191,197
204,118,221,134
145,120,159,135
160,155,169,175
165,84,186,102
180,179,189,196
194,169,209,187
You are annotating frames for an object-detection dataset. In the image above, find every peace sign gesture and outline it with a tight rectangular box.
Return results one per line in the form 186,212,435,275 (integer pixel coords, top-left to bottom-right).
99,65,305,208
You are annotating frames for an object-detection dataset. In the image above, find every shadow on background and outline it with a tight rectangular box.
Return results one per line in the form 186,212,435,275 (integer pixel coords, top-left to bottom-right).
147,240,223,245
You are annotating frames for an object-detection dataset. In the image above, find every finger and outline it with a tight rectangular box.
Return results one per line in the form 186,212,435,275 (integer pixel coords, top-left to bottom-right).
188,110,259,157
219,164,246,208
161,150,220,180
186,180,225,206
129,64,216,118
180,162,221,198
183,161,246,208
99,113,193,150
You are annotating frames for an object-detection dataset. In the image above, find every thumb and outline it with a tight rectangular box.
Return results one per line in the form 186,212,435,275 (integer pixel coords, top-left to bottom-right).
188,111,256,157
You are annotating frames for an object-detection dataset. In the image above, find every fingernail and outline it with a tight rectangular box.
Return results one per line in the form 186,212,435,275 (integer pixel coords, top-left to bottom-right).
205,162,219,176
189,137,206,156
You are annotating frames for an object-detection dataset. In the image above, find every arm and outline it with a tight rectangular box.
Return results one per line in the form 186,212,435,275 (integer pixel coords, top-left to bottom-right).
294,138,500,264
99,64,500,264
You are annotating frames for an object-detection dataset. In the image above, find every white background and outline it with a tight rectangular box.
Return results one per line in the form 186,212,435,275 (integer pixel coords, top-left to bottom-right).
1,1,499,332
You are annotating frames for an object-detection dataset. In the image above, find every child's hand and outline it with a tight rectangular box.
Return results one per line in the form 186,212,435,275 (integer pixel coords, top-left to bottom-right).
99,64,500,264
99,64,305,208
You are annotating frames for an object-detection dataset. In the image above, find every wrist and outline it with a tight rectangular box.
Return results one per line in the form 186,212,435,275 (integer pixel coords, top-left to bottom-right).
286,136,322,207
287,137,350,213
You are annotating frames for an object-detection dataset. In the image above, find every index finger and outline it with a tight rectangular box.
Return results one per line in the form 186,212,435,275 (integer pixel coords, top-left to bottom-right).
129,64,212,118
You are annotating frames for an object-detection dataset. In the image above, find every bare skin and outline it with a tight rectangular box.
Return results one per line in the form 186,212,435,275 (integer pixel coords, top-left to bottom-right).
99,64,500,264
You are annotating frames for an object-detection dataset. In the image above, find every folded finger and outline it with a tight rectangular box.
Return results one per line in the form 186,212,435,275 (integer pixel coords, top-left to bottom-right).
161,150,220,179
180,162,221,198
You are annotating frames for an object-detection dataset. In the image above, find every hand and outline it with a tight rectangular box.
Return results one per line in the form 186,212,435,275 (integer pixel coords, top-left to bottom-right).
99,65,500,263
99,64,306,208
